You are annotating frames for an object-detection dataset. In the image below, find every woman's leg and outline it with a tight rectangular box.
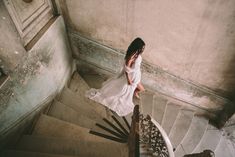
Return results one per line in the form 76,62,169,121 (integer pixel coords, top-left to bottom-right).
137,82,145,92
134,82,145,98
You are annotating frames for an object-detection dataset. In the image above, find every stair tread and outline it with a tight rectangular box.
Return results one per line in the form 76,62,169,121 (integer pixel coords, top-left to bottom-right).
16,135,128,157
67,73,109,118
175,116,208,157
193,125,222,153
1,150,77,157
140,92,154,116
152,95,168,124
168,109,194,149
58,87,106,120
48,100,96,129
78,71,108,89
33,114,115,143
215,136,235,157
161,102,181,134
68,72,89,93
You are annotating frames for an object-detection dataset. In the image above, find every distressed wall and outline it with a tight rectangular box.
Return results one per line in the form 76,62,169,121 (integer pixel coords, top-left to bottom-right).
0,0,72,148
70,33,228,113
61,0,235,110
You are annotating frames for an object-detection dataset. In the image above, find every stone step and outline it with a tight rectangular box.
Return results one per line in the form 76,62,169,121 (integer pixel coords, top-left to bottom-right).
16,135,128,157
68,72,89,93
67,73,109,119
192,125,222,153
32,114,115,143
168,109,194,149
175,116,208,157
140,92,154,116
215,136,235,157
152,94,168,124
57,87,105,120
1,150,77,157
48,100,96,129
78,71,108,89
161,102,181,134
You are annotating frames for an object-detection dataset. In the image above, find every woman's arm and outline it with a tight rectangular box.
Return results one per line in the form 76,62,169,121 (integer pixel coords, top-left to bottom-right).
125,54,136,85
125,71,132,85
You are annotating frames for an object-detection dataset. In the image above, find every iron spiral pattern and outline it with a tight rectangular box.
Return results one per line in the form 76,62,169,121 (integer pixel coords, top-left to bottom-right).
139,114,169,157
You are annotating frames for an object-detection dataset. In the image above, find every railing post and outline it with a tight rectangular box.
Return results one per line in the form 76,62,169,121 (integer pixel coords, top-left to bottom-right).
128,105,139,157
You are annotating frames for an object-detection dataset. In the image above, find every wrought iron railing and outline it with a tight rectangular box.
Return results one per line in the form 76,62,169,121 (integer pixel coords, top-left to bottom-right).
129,105,175,157
139,114,175,157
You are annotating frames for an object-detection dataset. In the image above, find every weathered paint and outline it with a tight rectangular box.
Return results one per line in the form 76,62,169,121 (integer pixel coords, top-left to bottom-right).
64,0,235,99
70,33,229,112
0,14,73,148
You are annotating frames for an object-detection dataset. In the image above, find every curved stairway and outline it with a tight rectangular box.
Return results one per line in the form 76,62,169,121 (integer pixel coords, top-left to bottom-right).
139,91,235,157
1,71,235,157
0,72,130,157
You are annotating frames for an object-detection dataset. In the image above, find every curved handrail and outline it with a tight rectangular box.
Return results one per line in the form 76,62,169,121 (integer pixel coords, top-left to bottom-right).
150,116,175,157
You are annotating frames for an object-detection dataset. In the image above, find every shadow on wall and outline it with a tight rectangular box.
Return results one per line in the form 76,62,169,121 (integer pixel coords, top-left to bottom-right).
209,7,235,128
210,48,235,128
214,9,235,101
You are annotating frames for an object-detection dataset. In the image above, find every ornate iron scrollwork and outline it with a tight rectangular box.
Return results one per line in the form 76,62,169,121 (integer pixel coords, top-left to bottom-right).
139,114,169,156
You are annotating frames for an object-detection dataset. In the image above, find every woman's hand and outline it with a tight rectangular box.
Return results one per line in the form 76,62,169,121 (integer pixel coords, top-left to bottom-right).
127,79,133,85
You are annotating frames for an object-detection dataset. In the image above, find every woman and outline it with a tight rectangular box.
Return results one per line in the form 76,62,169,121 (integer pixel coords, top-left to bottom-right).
86,37,145,116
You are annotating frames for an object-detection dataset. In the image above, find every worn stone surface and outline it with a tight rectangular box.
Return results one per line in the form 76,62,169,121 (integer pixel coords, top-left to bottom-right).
175,116,208,156
0,16,72,149
152,94,168,124
161,102,181,134
0,1,26,71
193,125,222,153
16,135,128,157
48,100,97,129
69,33,230,112
168,109,194,149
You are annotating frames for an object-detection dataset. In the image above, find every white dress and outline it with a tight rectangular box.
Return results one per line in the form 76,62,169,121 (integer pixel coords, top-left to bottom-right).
85,55,142,116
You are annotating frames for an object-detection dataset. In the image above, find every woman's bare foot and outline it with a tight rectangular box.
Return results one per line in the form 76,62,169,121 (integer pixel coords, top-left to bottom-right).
134,91,140,99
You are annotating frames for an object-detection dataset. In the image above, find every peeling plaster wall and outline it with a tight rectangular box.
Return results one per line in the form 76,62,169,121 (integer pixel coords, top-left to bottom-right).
0,1,72,147
63,0,235,100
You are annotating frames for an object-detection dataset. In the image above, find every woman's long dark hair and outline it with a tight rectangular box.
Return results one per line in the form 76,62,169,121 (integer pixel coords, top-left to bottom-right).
125,37,145,64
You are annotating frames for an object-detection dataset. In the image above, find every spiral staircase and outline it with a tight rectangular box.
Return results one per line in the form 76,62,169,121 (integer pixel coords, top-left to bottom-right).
139,91,235,157
1,70,235,157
